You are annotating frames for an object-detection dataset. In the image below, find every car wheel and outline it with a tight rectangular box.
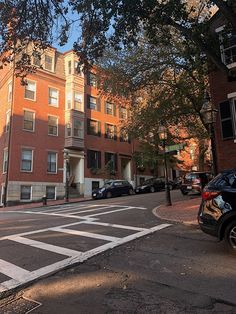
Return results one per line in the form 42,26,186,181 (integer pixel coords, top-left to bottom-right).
181,190,188,195
150,186,155,193
106,191,112,199
128,188,133,195
224,220,236,253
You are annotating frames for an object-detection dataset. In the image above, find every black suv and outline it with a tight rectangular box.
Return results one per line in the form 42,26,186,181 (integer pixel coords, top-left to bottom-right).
92,180,133,199
180,172,213,195
198,169,236,253
135,177,165,194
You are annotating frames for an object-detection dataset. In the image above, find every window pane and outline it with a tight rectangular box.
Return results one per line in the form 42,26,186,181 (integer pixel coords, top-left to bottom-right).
89,96,97,110
47,152,57,172
222,120,234,138
45,55,53,71
20,186,31,200
46,186,56,199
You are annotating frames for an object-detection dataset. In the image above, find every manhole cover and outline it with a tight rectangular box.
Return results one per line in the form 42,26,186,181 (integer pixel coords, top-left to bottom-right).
0,296,41,314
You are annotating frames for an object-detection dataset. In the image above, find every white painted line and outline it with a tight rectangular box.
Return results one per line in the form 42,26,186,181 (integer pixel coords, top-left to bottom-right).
0,259,31,282
51,227,120,242
11,236,82,257
0,223,171,294
63,206,120,215
4,210,98,221
52,204,99,214
83,206,135,217
83,221,147,231
0,221,85,241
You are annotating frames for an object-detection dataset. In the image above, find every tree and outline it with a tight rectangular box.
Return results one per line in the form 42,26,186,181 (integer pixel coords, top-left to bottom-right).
0,1,236,76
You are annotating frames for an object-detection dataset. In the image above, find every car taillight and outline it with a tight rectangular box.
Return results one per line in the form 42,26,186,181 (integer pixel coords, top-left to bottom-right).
202,191,221,201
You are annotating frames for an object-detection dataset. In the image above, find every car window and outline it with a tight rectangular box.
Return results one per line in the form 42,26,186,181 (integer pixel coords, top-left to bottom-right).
122,181,129,185
143,179,152,185
185,173,197,180
114,181,123,186
208,172,236,188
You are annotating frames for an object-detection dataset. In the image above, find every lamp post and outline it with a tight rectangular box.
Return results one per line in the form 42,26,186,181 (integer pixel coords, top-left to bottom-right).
64,151,70,202
158,125,172,206
200,92,218,176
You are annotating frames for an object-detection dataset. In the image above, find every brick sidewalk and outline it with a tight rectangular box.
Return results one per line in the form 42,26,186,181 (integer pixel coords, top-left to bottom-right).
153,196,201,225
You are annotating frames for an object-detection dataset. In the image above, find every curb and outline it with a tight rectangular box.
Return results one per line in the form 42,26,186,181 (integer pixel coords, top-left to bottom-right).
152,205,198,226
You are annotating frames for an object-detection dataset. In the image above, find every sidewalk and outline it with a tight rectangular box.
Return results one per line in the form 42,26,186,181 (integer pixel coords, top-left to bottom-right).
153,196,201,225
1,196,92,211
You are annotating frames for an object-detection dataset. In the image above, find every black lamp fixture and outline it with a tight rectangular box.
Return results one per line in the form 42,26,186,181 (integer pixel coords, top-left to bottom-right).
200,91,218,176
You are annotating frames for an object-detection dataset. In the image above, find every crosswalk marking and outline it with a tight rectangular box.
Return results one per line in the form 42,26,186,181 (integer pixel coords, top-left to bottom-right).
51,227,120,242
10,236,82,257
0,259,31,282
83,221,146,231
0,202,172,297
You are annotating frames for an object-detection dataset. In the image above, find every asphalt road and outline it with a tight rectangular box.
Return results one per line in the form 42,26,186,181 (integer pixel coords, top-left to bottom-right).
0,190,236,313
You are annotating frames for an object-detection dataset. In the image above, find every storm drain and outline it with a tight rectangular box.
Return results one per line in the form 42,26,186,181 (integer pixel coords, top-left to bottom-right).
0,296,41,314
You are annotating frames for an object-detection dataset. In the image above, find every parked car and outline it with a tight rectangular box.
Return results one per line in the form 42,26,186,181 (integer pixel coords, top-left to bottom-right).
198,169,236,253
135,177,165,194
180,172,213,195
92,180,134,199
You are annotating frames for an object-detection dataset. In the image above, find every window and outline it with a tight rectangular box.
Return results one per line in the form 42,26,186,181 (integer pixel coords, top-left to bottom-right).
68,60,72,75
87,150,101,169
220,30,236,65
46,186,56,199
20,186,32,200
32,51,41,66
5,111,10,132
66,121,71,137
105,152,117,171
87,95,100,111
74,61,81,75
8,81,12,103
66,92,72,110
49,87,59,107
73,119,84,138
120,129,130,142
105,102,116,116
45,55,53,71
47,152,57,173
88,72,97,87
23,110,35,131
219,100,236,139
74,92,83,111
105,123,117,140
3,149,8,173
48,116,58,136
21,149,33,172
119,107,127,119
87,119,101,136
92,181,100,190
25,81,36,100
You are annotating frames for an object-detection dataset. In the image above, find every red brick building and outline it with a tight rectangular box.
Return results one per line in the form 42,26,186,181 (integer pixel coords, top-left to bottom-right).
209,14,236,171
0,47,200,205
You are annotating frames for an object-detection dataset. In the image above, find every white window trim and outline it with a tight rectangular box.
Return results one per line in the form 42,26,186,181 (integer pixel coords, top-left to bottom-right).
44,54,55,72
48,86,59,107
5,110,11,133
20,185,32,202
47,151,58,174
23,109,36,132
2,148,8,174
24,80,37,102
21,148,34,173
7,81,12,103
48,114,59,136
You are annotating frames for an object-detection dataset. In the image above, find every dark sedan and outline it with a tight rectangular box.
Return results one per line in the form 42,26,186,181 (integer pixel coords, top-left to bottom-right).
135,178,165,194
92,180,134,199
198,169,236,253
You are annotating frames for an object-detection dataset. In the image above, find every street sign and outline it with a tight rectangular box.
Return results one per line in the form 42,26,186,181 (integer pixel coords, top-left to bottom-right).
165,143,185,153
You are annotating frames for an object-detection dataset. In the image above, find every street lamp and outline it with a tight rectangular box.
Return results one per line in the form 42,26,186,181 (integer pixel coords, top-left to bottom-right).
158,125,172,206
200,91,218,176
63,150,70,202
